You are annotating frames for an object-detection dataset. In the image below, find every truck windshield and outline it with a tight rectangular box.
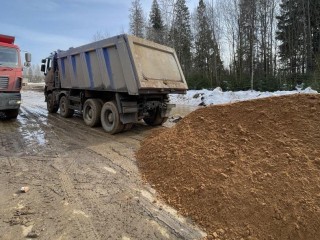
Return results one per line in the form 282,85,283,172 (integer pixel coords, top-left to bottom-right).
0,46,19,67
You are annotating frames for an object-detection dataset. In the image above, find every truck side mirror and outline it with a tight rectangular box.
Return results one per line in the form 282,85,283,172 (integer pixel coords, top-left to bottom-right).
41,59,46,64
41,64,46,72
25,52,31,62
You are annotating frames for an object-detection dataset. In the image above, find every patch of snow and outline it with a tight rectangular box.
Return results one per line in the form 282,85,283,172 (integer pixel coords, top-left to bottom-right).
169,87,318,106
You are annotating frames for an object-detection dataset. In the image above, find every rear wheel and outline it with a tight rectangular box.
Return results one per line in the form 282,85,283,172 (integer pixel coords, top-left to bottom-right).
59,96,74,118
47,93,59,113
144,109,168,126
100,101,124,134
5,109,19,119
83,99,102,127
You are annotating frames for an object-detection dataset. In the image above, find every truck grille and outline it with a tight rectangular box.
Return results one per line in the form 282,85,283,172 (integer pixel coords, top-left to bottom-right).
0,76,9,89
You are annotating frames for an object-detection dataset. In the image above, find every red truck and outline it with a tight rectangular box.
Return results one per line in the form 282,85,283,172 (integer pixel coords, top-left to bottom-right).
0,34,31,119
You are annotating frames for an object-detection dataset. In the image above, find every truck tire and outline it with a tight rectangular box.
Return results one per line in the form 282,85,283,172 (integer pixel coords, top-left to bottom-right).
59,96,74,118
5,109,19,119
144,109,168,126
101,101,124,134
47,93,59,113
83,99,102,127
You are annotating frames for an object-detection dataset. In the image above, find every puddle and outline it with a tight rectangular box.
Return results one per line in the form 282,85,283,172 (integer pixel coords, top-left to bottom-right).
17,115,47,146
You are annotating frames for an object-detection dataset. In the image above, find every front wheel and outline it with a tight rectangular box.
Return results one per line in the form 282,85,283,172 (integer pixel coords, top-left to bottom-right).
47,93,59,113
83,99,102,127
100,101,124,134
5,109,19,119
59,96,74,118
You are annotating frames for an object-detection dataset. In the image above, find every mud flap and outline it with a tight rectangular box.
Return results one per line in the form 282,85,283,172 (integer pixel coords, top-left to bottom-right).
161,103,175,118
120,112,138,124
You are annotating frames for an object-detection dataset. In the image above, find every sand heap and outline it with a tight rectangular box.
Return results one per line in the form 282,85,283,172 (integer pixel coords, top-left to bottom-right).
137,94,320,240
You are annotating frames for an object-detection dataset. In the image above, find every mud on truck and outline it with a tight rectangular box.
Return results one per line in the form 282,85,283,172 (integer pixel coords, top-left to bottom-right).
41,34,188,134
0,34,31,119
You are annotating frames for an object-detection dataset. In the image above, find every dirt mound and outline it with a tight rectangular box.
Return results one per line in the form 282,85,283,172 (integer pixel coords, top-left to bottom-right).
137,94,320,240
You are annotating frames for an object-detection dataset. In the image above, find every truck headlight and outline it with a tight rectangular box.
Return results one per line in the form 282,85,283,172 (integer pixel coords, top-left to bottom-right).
9,100,21,105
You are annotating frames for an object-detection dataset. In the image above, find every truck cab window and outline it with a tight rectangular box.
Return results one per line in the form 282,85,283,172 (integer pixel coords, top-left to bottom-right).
0,46,18,67
47,57,52,71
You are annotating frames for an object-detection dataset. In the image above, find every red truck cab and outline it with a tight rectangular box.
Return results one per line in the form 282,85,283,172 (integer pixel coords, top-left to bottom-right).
0,34,31,118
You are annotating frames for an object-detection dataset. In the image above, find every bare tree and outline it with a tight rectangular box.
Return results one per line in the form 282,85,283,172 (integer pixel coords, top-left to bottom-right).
92,31,110,41
129,0,145,38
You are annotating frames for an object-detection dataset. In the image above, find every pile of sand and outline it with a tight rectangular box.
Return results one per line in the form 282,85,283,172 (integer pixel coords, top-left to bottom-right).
137,94,320,240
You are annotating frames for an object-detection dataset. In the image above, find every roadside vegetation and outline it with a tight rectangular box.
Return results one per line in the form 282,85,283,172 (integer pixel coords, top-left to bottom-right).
129,0,320,91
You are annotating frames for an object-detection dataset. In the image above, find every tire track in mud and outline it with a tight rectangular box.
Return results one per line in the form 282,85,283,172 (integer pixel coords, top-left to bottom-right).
0,118,28,157
18,105,185,239
40,113,205,239
52,157,101,240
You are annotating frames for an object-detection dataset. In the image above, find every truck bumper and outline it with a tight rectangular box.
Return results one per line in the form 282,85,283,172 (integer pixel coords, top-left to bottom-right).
0,92,21,110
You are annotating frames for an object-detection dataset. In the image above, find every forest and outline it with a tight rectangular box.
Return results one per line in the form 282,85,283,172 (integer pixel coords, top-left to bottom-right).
129,0,320,91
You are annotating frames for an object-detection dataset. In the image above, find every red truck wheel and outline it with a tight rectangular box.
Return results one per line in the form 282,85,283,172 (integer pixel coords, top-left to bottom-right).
5,109,19,119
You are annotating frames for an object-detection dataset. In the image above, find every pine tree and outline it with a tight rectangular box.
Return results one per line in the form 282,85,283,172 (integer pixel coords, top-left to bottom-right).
194,0,223,88
276,0,320,89
170,0,192,76
129,0,145,38
277,0,306,88
306,0,320,74
147,0,165,44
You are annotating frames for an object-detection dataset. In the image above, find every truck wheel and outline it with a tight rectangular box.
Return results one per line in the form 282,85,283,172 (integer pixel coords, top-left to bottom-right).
101,101,124,134
47,93,59,113
144,109,168,126
59,96,74,118
5,109,19,119
83,99,102,127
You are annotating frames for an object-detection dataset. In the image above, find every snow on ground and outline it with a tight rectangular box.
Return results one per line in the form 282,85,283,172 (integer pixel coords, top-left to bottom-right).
169,87,318,106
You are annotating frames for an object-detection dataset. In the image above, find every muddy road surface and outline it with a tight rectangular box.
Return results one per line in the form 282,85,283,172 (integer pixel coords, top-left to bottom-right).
0,91,204,240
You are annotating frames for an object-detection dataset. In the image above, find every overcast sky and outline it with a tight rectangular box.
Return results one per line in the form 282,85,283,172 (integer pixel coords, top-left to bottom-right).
1,0,198,65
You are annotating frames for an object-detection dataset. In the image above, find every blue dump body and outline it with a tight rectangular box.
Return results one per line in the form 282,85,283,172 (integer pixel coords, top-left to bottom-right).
57,34,187,95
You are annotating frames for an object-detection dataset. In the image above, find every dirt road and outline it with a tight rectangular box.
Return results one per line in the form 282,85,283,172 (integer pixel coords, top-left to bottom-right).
0,91,204,240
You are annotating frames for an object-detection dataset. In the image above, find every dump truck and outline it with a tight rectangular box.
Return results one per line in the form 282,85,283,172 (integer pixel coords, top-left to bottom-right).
41,34,188,134
0,34,31,118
